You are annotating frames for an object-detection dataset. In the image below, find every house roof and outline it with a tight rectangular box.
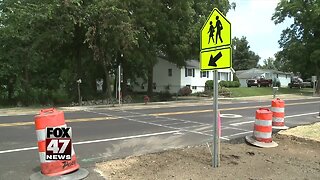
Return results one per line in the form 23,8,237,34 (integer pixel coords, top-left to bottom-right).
236,68,292,79
185,60,199,68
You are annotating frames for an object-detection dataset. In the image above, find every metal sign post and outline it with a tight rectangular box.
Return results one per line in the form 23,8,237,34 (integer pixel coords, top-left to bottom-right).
212,70,220,167
200,8,231,168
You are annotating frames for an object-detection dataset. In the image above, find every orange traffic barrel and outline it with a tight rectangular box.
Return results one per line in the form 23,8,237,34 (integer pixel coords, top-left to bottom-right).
34,108,79,176
271,98,288,129
245,108,278,148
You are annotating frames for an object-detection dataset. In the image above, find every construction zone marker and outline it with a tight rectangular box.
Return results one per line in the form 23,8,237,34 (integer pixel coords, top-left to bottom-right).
245,108,278,148
30,108,89,180
271,98,288,130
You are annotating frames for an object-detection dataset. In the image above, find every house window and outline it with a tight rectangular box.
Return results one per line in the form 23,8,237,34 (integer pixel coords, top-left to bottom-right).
141,83,144,90
286,75,288,79
220,72,228,81
277,74,279,78
201,71,206,77
153,83,156,90
188,69,193,76
168,69,172,77
192,86,197,90
185,68,194,77
207,71,209,78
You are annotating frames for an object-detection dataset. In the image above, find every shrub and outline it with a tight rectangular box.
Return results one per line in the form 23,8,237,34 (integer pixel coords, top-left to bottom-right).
219,81,228,87
233,74,240,82
233,81,241,87
158,91,172,101
205,80,213,90
219,81,240,88
178,86,192,96
51,88,70,105
275,81,281,87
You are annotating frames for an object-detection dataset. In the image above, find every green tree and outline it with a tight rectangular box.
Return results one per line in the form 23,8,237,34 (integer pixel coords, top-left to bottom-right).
232,36,260,70
259,57,278,70
272,0,320,94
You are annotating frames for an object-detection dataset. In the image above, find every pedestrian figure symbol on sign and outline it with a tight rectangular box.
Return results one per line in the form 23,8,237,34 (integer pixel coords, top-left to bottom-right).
215,16,223,44
208,21,215,44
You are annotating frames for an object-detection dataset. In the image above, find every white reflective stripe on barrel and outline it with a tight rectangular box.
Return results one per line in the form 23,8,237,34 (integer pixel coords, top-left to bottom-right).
271,107,284,113
254,131,272,139
255,119,272,126
39,147,75,163
36,124,67,141
272,117,284,122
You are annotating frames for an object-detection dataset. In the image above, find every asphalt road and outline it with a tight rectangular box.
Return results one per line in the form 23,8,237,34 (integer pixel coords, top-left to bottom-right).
0,97,320,179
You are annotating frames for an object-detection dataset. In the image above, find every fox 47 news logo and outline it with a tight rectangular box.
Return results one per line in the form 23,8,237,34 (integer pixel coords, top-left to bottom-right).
45,127,72,160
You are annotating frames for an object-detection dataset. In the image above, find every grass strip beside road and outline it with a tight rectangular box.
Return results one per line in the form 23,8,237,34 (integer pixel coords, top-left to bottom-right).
229,87,313,97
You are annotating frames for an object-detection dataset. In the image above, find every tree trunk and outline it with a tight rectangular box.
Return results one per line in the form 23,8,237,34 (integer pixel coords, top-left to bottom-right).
7,78,14,101
24,66,30,106
74,24,82,79
122,63,128,97
147,66,153,97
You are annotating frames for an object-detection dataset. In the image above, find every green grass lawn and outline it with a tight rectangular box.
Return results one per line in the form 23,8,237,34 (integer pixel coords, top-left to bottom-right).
229,87,313,97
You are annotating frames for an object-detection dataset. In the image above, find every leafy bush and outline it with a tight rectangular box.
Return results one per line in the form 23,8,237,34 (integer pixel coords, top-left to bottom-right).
275,81,281,87
205,80,213,90
178,86,192,96
219,81,228,87
219,81,240,88
51,88,70,105
158,91,172,101
233,74,240,82
233,81,241,87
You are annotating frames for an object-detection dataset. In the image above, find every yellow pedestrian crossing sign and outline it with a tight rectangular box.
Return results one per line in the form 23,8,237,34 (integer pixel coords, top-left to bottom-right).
200,8,232,70
200,8,231,51
200,46,232,70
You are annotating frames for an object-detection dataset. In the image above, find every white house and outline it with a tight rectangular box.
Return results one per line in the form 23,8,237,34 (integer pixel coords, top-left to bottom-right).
133,57,234,93
236,68,292,87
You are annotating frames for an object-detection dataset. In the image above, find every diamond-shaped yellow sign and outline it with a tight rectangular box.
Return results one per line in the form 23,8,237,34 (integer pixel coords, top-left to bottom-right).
200,8,231,51
200,46,232,70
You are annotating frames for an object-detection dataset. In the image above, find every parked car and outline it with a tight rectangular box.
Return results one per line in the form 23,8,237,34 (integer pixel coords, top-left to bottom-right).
247,78,272,87
288,77,303,88
302,78,314,88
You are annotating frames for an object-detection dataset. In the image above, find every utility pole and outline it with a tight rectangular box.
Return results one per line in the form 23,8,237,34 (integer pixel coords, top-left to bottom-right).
118,64,121,106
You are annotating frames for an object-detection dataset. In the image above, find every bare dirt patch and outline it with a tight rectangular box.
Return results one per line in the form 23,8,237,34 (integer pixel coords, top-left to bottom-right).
95,134,320,180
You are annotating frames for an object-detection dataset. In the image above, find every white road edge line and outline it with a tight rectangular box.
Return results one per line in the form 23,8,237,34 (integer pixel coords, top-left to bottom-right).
285,112,318,118
230,121,254,126
230,112,319,126
0,130,179,155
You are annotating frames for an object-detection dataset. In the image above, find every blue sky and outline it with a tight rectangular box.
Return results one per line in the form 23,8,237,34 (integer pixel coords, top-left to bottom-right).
226,0,293,65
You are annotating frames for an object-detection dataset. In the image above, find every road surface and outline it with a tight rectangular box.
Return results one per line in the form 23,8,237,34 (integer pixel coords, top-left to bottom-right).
0,97,319,179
